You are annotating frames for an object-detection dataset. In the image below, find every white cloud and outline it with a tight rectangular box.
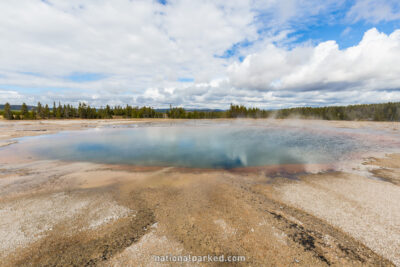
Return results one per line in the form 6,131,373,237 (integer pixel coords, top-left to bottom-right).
0,1,400,109
347,0,400,23
341,27,352,37
0,90,30,104
228,28,400,94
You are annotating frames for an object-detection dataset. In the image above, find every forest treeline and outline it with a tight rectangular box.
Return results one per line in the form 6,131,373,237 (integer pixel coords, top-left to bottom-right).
274,102,400,121
1,102,400,121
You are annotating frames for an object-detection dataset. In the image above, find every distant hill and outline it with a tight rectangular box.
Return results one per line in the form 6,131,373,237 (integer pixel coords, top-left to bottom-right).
0,104,35,111
155,108,224,113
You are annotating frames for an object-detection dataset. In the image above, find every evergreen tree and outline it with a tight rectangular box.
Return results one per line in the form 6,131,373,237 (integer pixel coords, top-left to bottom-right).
21,103,29,119
44,104,50,119
56,102,62,118
53,102,56,118
37,102,43,118
105,105,112,118
63,104,69,118
31,109,37,120
3,102,13,120
78,102,87,118
4,100,399,122
125,104,132,118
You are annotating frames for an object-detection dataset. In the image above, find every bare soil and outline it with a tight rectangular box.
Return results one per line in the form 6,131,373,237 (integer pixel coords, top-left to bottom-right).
0,119,399,266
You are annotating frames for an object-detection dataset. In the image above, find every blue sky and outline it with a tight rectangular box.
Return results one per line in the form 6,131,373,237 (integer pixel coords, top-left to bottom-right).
1,0,400,108
66,72,107,83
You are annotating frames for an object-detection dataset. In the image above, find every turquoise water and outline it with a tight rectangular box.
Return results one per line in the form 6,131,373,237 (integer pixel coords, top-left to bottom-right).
2,121,384,168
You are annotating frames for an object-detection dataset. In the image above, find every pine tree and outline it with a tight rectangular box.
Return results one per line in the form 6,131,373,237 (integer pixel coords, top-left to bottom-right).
53,102,56,118
37,102,43,119
3,102,13,120
63,104,68,118
56,102,62,118
105,105,112,118
21,103,29,119
44,104,50,118
31,109,37,120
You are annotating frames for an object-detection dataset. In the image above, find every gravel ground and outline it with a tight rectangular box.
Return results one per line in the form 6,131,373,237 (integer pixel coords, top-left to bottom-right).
0,119,399,266
275,170,400,266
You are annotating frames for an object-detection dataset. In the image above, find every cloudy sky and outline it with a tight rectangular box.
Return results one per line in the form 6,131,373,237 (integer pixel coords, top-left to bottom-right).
1,0,400,109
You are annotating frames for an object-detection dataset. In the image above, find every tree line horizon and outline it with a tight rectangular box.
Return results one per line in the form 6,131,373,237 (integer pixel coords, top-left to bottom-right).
1,101,400,121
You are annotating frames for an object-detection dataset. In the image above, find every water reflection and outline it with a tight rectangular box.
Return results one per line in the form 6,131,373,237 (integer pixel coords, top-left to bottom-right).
2,121,397,168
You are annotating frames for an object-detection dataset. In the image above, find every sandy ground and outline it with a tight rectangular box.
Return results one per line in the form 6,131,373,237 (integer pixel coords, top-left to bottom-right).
0,119,399,266
0,119,171,147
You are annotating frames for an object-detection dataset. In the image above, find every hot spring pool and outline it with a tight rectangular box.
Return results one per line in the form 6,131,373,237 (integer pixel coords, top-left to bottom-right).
2,121,398,168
